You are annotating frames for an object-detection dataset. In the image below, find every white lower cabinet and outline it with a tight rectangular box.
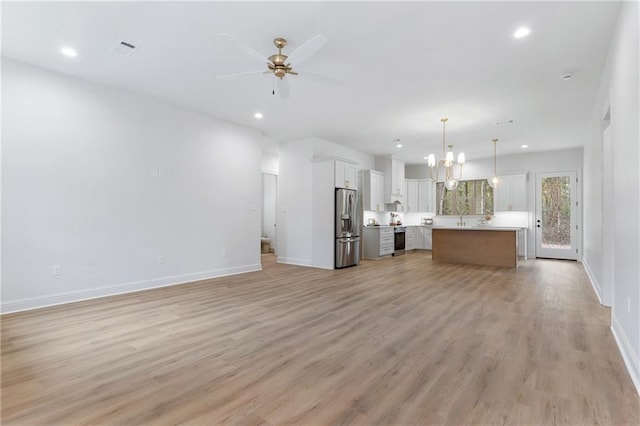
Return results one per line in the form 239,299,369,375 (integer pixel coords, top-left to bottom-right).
405,227,416,251
409,226,432,250
363,227,394,258
422,227,433,250
413,226,431,250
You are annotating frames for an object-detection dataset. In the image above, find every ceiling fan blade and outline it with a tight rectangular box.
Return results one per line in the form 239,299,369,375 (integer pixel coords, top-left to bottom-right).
217,70,266,80
219,33,266,64
277,77,290,100
287,34,328,66
297,69,343,85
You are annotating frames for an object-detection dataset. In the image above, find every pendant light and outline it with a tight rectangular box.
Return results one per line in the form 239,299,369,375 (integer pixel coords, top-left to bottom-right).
488,138,500,188
427,118,465,190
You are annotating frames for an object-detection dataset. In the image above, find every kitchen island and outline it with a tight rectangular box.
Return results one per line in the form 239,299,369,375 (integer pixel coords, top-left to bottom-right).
432,227,519,268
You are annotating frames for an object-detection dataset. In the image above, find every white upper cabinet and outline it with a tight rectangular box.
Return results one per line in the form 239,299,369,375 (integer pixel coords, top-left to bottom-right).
418,180,435,212
494,174,527,211
335,160,358,189
375,156,405,203
360,170,385,211
405,179,435,212
406,180,419,212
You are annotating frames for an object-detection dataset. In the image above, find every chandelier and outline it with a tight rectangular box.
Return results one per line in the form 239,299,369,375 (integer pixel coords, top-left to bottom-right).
427,118,465,190
488,138,500,188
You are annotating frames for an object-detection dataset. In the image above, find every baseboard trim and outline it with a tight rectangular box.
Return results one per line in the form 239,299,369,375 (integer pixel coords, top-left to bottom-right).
1,263,262,314
581,260,604,305
611,315,640,396
277,257,312,267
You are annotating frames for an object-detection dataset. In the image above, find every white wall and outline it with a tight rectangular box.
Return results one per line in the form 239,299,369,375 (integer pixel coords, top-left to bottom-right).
277,139,314,266
277,137,374,269
583,1,640,393
261,152,279,175
1,59,263,313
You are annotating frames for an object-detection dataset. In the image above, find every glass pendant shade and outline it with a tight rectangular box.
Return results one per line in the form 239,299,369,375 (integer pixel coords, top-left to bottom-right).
445,151,454,164
426,118,464,186
489,139,499,188
445,178,459,190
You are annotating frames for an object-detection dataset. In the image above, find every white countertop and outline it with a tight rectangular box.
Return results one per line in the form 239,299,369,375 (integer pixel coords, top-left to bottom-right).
432,226,521,231
364,225,432,228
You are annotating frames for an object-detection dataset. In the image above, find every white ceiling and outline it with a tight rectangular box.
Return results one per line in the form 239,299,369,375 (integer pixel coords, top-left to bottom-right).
1,1,620,164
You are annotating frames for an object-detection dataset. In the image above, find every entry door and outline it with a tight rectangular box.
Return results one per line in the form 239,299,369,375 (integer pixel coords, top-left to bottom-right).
535,171,577,260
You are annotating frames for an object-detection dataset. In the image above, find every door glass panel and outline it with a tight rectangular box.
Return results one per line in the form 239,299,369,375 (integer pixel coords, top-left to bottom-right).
541,176,571,249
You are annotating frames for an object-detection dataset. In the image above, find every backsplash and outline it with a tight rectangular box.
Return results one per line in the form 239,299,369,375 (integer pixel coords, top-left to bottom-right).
363,211,435,226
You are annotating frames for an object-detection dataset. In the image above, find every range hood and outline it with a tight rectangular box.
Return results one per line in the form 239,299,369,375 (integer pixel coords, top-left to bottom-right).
384,201,403,212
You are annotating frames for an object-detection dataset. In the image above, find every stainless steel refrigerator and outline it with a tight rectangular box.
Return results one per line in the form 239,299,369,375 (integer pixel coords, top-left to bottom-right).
335,188,361,268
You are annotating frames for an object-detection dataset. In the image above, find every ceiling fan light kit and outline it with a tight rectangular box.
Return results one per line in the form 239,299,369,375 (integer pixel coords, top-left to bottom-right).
267,38,298,79
218,33,337,99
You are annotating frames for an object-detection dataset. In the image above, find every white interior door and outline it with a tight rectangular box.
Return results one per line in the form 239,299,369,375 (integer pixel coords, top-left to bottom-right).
535,171,577,260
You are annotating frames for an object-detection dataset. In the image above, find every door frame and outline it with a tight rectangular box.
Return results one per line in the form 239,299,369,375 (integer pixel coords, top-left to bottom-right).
261,172,278,255
535,170,581,260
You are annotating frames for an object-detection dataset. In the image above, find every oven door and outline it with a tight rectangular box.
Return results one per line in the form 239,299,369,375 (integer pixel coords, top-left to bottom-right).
394,230,405,256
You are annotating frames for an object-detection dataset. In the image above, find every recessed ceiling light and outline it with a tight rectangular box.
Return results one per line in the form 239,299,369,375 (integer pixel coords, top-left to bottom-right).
60,47,77,57
396,143,403,148
254,112,263,119
521,144,529,149
513,27,531,39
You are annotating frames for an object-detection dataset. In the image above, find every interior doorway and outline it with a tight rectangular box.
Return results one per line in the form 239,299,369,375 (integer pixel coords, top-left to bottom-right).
535,171,578,260
262,173,278,255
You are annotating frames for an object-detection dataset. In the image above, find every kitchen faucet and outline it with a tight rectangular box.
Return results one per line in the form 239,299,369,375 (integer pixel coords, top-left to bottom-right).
457,213,466,227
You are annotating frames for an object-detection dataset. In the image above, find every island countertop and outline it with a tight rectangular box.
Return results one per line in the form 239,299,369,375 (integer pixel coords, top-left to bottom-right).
432,226,522,231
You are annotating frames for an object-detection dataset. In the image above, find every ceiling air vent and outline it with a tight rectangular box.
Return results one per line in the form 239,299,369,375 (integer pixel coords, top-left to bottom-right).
111,41,138,56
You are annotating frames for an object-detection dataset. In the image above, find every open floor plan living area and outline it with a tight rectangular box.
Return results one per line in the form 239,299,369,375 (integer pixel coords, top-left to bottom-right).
2,1,639,425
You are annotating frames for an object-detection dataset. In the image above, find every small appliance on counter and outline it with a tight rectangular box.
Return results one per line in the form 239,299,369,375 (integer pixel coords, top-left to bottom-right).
389,212,402,226
422,217,433,225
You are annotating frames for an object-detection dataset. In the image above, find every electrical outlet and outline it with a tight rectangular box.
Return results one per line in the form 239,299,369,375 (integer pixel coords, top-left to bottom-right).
222,249,228,257
52,265,62,276
157,255,164,264
152,168,159,177
627,297,631,313
158,169,165,178
251,203,257,211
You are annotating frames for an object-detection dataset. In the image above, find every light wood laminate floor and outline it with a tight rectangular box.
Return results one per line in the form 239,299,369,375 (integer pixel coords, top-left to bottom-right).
2,253,639,425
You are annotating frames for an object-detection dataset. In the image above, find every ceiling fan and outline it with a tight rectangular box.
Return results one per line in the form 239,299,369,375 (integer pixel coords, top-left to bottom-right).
217,34,341,99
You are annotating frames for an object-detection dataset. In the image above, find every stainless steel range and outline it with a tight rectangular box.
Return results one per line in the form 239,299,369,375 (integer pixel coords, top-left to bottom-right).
393,226,406,256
